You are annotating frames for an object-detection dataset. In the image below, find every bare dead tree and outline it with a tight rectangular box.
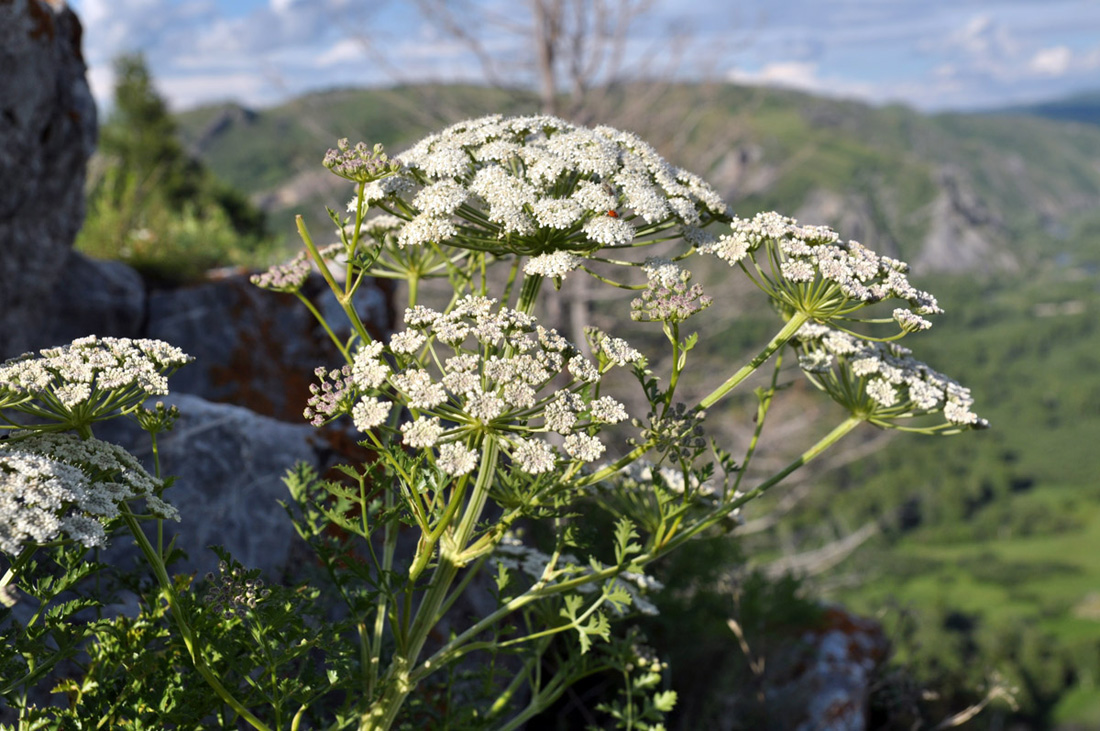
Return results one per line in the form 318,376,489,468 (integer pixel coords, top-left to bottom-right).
413,0,657,116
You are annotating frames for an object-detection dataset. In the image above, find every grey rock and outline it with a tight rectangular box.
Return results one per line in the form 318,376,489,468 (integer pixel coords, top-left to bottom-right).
24,250,147,352
144,271,392,422
0,0,97,358
915,167,1018,274
97,393,320,580
766,605,889,731
794,188,903,260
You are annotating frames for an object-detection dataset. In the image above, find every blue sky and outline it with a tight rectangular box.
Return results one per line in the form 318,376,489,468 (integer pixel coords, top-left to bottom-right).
69,0,1100,113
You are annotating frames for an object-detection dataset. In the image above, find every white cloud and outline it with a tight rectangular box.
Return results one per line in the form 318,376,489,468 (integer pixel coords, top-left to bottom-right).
730,61,819,88
158,71,279,110
1029,46,1073,77
947,14,1019,58
316,38,368,68
727,61,875,101
66,0,1100,113
85,64,117,112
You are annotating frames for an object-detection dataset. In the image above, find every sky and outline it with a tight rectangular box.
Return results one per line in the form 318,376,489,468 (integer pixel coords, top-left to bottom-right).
68,0,1100,114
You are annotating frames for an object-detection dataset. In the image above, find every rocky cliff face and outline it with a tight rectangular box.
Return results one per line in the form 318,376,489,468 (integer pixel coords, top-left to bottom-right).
0,0,97,357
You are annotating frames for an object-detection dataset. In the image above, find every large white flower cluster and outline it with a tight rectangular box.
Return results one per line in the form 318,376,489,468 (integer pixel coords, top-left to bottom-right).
793,322,988,431
361,115,730,264
0,336,193,414
700,211,942,330
346,296,639,475
0,432,176,556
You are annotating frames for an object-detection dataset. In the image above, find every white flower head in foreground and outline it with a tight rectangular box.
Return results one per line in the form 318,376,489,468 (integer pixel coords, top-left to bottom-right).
700,212,941,334
794,322,989,433
0,432,175,556
0,336,193,423
347,296,635,475
370,115,729,265
524,251,582,280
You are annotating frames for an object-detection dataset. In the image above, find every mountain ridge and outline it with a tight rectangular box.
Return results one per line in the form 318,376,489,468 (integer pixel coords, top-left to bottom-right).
174,82,1100,275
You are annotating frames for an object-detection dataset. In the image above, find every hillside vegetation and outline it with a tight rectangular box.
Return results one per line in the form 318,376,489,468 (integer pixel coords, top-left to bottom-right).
173,84,1100,727
177,84,1100,272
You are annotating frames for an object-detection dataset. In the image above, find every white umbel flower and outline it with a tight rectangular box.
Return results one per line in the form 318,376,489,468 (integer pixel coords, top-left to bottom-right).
1,433,171,556
401,416,445,448
794,323,987,432
437,442,479,476
524,251,582,278
563,433,605,462
512,438,557,474
352,398,391,431
382,115,729,266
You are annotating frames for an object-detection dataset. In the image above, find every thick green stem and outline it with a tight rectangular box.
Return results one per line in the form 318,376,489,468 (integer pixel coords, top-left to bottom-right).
362,439,501,730
415,416,864,681
698,312,808,410
0,544,36,602
515,274,543,315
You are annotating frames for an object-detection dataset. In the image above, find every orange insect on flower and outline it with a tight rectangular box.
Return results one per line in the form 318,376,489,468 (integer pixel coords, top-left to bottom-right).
606,210,619,218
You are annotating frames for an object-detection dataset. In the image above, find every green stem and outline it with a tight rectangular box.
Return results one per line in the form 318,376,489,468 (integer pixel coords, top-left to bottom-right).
724,415,863,509
515,274,543,315
369,475,400,698
362,438,501,730
295,290,349,361
119,506,271,731
698,312,808,410
149,432,165,558
299,215,373,348
416,416,863,681
0,544,36,601
576,313,809,492
731,351,784,498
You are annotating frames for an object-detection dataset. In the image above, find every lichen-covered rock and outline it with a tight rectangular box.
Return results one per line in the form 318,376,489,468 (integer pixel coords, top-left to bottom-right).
767,605,891,731
0,0,97,358
144,271,392,422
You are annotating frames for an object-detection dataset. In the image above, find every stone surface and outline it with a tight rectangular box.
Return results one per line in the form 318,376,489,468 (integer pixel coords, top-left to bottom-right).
96,393,322,580
144,271,392,422
0,0,97,358
24,250,147,352
767,605,891,731
915,166,1018,274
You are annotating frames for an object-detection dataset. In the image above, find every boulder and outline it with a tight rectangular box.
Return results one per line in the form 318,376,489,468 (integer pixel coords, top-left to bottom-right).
0,0,97,358
144,271,392,422
766,605,890,731
96,393,321,580
25,250,147,351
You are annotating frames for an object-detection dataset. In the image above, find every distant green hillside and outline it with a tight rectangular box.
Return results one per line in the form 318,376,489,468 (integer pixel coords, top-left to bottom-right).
176,84,536,193
997,90,1100,127
177,83,1100,279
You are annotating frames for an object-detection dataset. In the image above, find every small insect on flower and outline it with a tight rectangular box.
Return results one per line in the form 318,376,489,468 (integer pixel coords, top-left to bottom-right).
606,210,619,218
